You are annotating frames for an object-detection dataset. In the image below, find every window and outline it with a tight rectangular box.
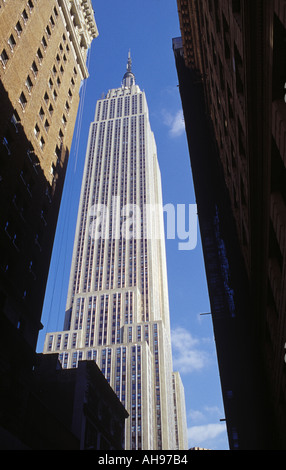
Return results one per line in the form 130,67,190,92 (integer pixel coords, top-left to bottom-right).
48,335,53,351
37,48,43,62
44,119,50,133
55,145,61,159
34,124,40,137
28,0,34,12
25,75,33,92
15,21,23,36
48,103,54,116
19,92,27,109
31,60,38,77
11,111,20,132
3,136,11,155
50,163,55,176
8,34,16,51
39,107,45,120
46,25,51,37
21,9,28,24
0,49,9,67
41,36,47,50
39,136,45,149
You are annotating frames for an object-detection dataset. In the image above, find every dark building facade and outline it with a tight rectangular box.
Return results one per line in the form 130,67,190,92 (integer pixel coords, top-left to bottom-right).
0,354,128,450
174,0,286,450
30,356,128,450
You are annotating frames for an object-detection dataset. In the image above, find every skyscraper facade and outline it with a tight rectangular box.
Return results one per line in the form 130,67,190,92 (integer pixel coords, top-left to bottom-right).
43,54,188,451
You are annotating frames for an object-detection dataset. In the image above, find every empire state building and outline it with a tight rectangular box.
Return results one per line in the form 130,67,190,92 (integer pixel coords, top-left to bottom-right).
43,54,188,450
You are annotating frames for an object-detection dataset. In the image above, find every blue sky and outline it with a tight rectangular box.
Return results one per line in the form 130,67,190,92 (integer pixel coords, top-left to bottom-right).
37,0,229,450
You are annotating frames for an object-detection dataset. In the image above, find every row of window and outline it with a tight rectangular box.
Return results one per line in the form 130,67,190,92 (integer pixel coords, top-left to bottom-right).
68,104,150,327
1,1,41,69
71,123,99,300
2,172,51,304
46,317,162,450
96,92,144,121
203,3,249,252
50,341,145,446
19,36,74,134
48,338,142,368
1,2,78,160
48,303,154,355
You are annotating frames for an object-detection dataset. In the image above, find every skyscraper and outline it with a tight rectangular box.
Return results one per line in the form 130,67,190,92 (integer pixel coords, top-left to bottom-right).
43,53,188,451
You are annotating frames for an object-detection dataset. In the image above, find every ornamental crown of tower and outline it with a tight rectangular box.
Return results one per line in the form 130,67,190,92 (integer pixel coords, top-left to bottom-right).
122,51,135,87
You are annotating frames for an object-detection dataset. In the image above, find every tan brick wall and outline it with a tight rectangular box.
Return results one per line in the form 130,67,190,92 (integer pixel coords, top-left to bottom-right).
0,0,97,348
0,0,84,183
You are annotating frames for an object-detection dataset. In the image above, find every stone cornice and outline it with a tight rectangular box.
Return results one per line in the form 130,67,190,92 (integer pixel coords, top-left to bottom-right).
58,0,98,79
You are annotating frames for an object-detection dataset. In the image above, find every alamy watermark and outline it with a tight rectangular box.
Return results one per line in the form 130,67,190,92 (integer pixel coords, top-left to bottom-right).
88,196,197,251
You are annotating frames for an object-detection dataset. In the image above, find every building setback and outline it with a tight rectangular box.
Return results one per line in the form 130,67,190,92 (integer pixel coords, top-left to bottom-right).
43,53,188,451
0,0,97,447
174,0,286,450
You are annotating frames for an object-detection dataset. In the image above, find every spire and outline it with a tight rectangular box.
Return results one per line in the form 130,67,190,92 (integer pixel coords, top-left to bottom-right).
127,50,132,73
122,50,135,88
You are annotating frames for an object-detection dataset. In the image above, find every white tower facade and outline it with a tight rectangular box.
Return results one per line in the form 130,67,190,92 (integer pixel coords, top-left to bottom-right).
43,55,188,450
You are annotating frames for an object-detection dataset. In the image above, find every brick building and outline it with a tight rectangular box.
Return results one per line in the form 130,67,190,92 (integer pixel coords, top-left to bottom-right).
0,0,98,446
174,0,286,449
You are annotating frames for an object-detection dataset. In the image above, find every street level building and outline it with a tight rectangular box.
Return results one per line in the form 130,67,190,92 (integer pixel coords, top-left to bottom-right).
174,0,286,450
0,0,97,447
29,355,128,450
43,53,188,451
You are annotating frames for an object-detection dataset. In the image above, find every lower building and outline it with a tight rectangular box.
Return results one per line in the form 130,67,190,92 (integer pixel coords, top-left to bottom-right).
0,353,128,450
31,355,128,450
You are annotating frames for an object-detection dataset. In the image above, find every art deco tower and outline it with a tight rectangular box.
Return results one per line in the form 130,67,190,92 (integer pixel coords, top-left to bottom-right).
43,53,188,450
